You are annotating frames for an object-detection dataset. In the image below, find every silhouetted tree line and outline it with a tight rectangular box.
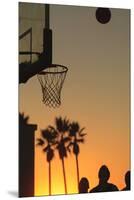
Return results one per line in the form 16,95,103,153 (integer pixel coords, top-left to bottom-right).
36,116,130,195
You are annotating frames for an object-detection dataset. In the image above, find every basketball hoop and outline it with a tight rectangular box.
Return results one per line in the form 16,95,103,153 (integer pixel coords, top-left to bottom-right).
37,64,68,108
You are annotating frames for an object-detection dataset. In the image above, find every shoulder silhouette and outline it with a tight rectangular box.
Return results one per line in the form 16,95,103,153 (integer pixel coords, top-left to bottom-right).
90,165,118,193
79,177,89,193
122,171,130,191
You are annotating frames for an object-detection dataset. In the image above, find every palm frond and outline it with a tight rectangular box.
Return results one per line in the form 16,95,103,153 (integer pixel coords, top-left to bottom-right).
79,133,86,137
67,146,71,153
79,127,85,133
41,128,57,143
55,117,63,132
76,138,84,143
41,129,50,140
36,138,44,146
69,122,80,136
63,137,71,143
63,117,70,132
79,127,85,135
55,116,70,133
43,146,49,152
66,141,74,153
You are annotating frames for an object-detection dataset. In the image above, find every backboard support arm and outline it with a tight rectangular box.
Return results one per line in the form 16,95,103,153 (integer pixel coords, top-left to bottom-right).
19,4,53,84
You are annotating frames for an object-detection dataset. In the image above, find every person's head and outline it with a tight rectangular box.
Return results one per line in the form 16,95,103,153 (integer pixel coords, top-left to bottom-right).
98,165,110,183
125,171,130,189
79,177,89,193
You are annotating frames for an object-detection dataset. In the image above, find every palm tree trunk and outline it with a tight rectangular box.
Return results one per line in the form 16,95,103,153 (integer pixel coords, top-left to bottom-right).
61,158,67,194
76,155,80,192
48,161,51,195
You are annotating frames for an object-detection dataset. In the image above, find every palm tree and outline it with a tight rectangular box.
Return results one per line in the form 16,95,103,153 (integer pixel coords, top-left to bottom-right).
37,127,57,195
51,116,70,194
68,122,86,192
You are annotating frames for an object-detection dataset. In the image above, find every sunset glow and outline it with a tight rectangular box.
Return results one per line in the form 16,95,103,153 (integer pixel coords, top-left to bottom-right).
19,3,130,197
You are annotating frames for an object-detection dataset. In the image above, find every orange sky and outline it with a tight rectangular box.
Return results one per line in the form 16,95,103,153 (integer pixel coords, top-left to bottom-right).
19,3,130,196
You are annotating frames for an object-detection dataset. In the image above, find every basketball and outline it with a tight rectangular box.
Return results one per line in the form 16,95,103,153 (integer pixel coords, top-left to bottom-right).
96,8,111,24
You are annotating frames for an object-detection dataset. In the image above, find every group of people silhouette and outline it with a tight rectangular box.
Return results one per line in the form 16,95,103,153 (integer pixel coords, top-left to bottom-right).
78,165,130,193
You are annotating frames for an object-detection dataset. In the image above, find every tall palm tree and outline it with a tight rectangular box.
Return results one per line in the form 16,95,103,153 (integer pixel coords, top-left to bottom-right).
37,127,57,195
51,116,70,194
68,122,86,192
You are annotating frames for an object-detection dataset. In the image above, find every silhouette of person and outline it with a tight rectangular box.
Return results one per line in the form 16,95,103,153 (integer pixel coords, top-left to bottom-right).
79,177,90,193
90,165,119,193
122,171,130,191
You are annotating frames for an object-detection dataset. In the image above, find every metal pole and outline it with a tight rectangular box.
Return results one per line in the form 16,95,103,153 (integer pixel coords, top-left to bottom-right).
30,28,32,63
43,4,52,64
45,4,50,29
